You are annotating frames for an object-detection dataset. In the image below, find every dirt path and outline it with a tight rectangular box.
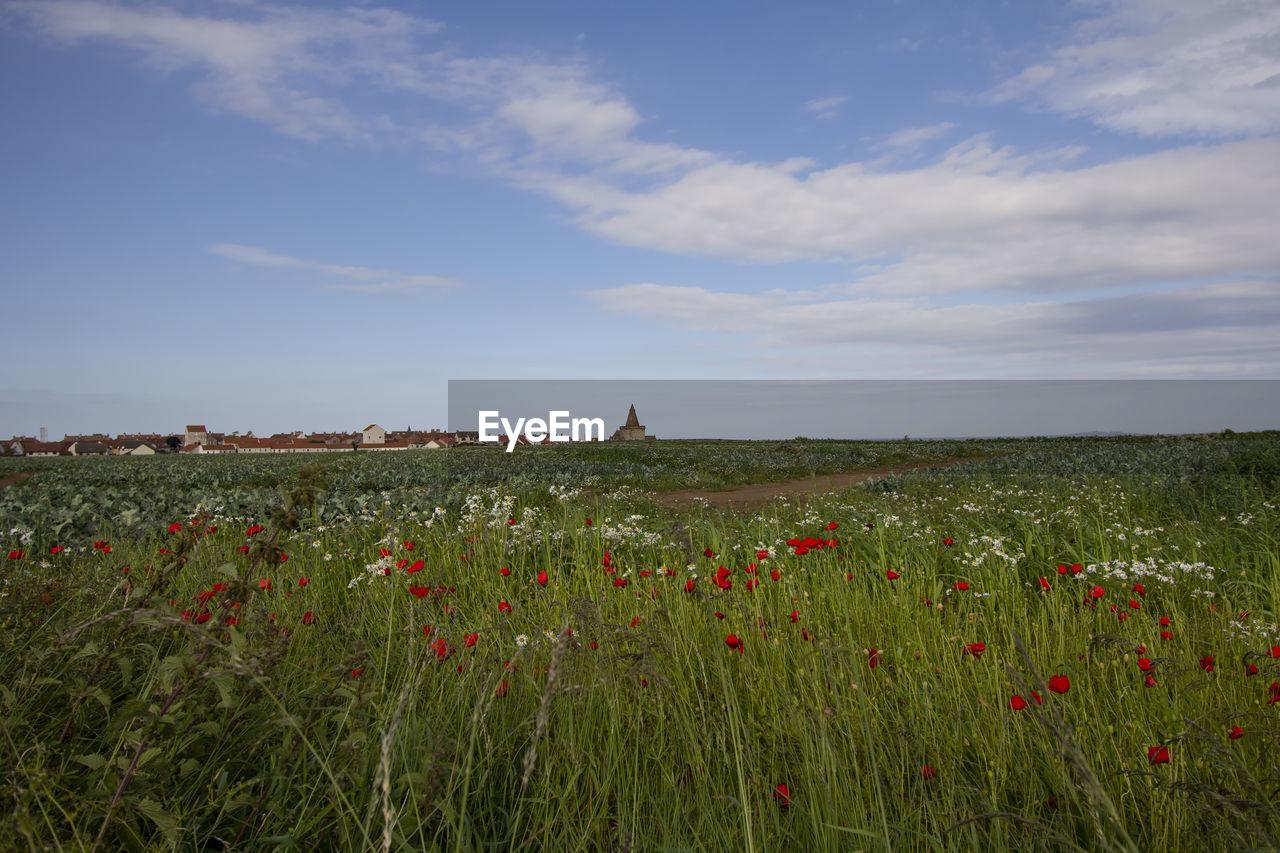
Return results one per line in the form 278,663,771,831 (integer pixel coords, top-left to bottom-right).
652,456,983,510
0,471,34,489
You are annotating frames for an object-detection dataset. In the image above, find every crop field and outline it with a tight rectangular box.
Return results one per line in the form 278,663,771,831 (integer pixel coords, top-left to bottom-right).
1,434,1279,851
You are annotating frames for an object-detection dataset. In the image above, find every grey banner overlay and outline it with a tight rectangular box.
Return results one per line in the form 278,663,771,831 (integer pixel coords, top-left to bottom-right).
447,380,1280,440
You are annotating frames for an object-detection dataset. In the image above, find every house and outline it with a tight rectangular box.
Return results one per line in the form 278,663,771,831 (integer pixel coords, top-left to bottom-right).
117,440,157,456
194,444,236,454
184,425,208,447
68,441,110,456
14,441,68,457
362,424,386,445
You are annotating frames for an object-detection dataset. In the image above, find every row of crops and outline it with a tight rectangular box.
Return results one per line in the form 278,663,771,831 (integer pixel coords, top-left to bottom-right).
1,433,1277,545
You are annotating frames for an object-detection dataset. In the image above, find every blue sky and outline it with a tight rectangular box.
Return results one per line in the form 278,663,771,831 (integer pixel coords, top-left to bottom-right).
2,0,1278,438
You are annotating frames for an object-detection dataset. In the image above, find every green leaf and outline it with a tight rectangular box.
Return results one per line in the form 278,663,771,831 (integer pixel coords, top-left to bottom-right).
133,796,180,843
71,753,107,771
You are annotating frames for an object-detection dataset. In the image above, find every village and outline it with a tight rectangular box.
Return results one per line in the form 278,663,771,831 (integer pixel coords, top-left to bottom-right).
4,406,656,456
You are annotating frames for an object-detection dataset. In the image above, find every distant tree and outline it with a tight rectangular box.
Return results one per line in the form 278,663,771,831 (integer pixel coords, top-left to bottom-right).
165,435,183,452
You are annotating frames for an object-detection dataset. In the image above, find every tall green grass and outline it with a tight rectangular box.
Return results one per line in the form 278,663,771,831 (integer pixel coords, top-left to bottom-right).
1,437,1278,850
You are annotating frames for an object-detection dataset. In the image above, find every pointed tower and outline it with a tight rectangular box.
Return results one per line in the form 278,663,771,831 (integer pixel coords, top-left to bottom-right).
610,403,654,441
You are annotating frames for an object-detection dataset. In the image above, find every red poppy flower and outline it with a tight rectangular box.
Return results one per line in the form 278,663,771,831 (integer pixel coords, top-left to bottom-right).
1247,663,1259,676
684,578,696,593
868,649,880,668
1268,683,1280,705
886,569,900,580
1009,694,1028,710
402,560,422,573
774,783,790,808
629,616,640,627
1144,674,1156,687
536,570,548,587
1160,630,1173,641
1056,563,1068,575
301,611,315,625
1270,646,1280,659
50,546,64,555
379,548,393,558
259,578,272,590
351,668,363,677
168,522,182,533
922,765,937,780
1048,675,1070,694
409,586,431,599
794,546,809,556
1137,658,1152,672
279,553,288,563
1147,746,1170,765
7,550,23,560
964,642,986,658
1031,690,1043,704
770,569,781,581
499,567,511,577
1132,583,1144,596
725,634,743,652
942,538,954,546
954,581,970,592
757,549,769,560
245,526,263,537
789,610,799,623
496,681,509,698
1070,564,1083,575
464,632,478,647
1199,656,1215,673
824,521,839,531
584,518,592,526
498,601,512,613
1128,600,1141,610
746,579,760,591
1229,726,1243,740
613,578,628,588
602,551,613,569
704,548,716,557
1088,586,1105,599
101,545,112,554
1159,616,1171,627
714,612,725,620
396,559,409,569
237,545,250,554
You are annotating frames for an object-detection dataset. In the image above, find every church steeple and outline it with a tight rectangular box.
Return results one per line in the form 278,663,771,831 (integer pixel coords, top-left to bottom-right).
624,404,640,428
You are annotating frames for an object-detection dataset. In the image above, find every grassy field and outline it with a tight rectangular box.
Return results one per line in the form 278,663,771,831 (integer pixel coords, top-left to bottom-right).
1,434,1278,851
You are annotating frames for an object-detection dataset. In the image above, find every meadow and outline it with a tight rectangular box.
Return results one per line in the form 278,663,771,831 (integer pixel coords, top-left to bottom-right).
1,434,1278,851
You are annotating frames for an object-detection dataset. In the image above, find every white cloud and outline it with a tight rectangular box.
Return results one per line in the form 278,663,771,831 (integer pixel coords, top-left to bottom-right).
804,95,848,119
588,280,1280,376
572,136,1280,296
8,0,441,141
989,0,1280,137
209,244,457,293
874,122,958,150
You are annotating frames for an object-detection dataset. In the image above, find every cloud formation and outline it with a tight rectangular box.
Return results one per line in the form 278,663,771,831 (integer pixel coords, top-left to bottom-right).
804,95,848,119
989,0,1280,137
208,244,457,293
9,0,1280,374
588,280,1280,377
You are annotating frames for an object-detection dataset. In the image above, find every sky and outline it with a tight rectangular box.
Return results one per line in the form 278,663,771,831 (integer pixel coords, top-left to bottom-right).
1,0,1279,438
